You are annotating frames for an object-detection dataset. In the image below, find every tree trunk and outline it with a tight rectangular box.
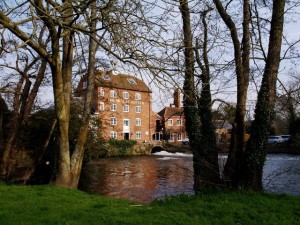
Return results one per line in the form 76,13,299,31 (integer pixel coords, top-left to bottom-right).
179,0,220,192
69,0,98,188
240,0,285,190
0,59,47,180
194,9,220,188
213,0,250,188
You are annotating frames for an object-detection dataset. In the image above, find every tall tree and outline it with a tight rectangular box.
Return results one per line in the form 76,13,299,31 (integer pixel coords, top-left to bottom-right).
213,0,251,188
0,0,162,187
68,0,98,188
241,0,286,190
0,34,48,179
194,8,221,188
0,0,82,186
179,0,220,192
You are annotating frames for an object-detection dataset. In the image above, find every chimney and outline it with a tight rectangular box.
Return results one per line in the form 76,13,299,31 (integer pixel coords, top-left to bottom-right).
173,88,181,108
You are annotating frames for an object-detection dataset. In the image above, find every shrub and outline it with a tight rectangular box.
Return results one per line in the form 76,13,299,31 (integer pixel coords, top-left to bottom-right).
108,139,137,156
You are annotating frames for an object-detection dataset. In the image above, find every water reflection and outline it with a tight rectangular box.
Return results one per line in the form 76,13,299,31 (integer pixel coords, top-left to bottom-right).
79,152,300,203
263,154,300,195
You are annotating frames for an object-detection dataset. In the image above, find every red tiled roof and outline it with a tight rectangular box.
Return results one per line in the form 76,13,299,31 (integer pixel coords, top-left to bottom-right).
75,70,152,95
95,70,151,93
158,106,184,119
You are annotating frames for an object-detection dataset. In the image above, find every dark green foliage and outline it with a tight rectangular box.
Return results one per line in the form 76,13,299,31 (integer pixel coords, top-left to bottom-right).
108,139,137,156
25,105,106,183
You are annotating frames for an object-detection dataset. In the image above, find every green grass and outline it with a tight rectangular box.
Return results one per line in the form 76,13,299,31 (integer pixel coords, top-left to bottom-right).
0,183,299,225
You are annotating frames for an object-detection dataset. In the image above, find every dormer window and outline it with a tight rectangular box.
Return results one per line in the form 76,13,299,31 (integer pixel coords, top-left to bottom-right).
127,78,137,85
102,73,111,81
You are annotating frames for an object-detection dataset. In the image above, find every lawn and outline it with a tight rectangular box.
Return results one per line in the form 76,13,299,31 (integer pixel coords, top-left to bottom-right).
0,183,299,225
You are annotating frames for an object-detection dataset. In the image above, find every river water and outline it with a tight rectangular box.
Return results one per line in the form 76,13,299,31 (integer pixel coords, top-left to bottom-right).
79,152,300,203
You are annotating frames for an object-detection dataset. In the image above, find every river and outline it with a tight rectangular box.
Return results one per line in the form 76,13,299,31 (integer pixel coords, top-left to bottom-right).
78,152,300,203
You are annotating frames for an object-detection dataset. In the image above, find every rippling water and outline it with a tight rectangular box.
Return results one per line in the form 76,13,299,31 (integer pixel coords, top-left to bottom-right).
78,152,300,203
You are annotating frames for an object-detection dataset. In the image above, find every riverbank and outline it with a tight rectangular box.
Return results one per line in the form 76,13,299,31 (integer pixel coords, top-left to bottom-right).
0,183,299,225
267,142,300,155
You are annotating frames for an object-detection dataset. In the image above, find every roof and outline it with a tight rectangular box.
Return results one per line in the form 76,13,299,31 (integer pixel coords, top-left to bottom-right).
213,120,232,129
75,70,152,95
95,70,151,93
158,106,184,119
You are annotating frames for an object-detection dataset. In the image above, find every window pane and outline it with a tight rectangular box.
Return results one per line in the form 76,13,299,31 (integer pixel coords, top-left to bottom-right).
136,131,141,139
123,105,129,112
136,106,141,113
177,119,182,126
123,92,129,99
100,89,104,97
135,93,141,100
111,117,117,125
110,131,117,139
110,90,117,98
100,102,104,111
127,78,137,85
136,118,141,126
178,133,182,141
111,104,117,111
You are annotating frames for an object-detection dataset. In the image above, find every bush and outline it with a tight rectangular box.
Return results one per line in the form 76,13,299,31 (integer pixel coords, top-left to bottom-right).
108,139,137,156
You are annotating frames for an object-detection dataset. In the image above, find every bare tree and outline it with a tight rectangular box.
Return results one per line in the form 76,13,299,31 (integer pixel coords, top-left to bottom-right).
241,0,286,190
0,30,48,179
194,7,221,188
0,0,170,187
276,72,300,135
213,0,251,188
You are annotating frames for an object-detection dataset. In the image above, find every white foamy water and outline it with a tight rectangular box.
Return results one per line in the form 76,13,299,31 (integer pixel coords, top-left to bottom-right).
152,151,193,157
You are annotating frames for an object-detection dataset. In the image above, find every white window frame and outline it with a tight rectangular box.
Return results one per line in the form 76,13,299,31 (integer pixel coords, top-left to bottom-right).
123,92,129,99
123,104,129,112
178,132,182,141
99,102,104,111
110,104,117,111
135,93,141,100
168,119,173,126
123,119,129,127
83,81,87,89
110,90,117,98
136,131,142,139
110,117,117,126
110,131,117,139
136,118,141,126
135,106,141,113
177,119,182,126
127,78,137,85
100,89,104,97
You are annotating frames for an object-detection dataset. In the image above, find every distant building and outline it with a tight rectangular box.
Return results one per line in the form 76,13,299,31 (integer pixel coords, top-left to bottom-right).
213,120,233,144
75,70,158,143
157,88,188,144
213,120,233,135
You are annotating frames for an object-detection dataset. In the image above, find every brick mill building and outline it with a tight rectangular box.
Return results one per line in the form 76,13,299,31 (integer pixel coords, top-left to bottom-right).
76,70,159,143
157,88,189,144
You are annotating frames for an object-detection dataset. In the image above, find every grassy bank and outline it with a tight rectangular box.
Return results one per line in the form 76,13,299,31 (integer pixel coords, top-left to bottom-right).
0,183,299,225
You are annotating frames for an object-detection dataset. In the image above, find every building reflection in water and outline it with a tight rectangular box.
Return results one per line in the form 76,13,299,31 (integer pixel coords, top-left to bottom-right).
78,154,194,203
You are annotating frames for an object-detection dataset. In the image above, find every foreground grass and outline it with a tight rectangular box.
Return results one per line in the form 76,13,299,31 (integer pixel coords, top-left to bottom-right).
0,183,299,225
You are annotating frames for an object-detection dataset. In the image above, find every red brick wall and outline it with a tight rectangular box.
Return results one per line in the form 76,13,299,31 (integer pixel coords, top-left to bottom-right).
96,86,153,143
164,115,187,144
